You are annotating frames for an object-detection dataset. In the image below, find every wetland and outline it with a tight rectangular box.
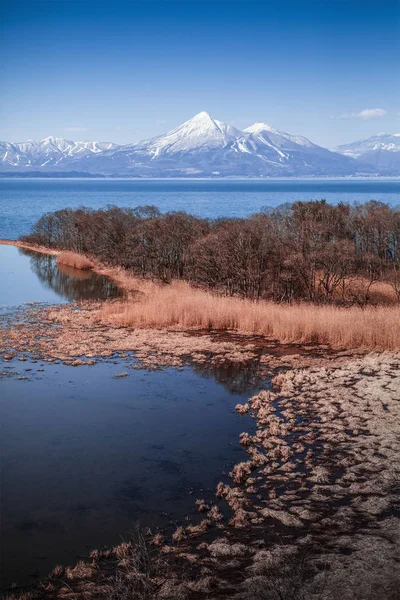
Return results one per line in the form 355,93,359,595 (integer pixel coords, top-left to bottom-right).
0,239,399,600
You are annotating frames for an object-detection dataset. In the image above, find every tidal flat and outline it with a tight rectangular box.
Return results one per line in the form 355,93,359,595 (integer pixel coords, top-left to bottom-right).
1,242,399,599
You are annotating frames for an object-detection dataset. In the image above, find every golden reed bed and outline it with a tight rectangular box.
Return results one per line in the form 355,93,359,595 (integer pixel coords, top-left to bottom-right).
57,251,94,270
2,241,399,351
99,278,400,351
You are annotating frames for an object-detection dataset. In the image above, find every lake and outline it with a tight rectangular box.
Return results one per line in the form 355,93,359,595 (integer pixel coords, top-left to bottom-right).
0,245,121,306
0,178,399,239
1,357,262,589
0,244,265,589
1,180,399,591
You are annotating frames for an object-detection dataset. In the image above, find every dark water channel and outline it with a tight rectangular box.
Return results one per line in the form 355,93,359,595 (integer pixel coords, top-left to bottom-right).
0,357,264,589
0,243,267,589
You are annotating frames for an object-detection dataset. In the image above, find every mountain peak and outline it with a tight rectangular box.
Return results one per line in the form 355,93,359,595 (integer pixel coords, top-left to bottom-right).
41,136,71,145
179,111,221,134
134,112,243,155
2,114,392,176
335,132,400,161
244,122,279,135
189,111,214,122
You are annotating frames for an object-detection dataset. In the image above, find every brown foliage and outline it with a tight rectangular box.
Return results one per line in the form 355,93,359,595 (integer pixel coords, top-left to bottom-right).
21,200,400,305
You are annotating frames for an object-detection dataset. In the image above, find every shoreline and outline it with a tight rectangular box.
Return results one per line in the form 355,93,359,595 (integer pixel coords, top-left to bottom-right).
0,239,60,256
1,239,399,599
0,239,133,291
2,350,399,599
1,238,400,353
1,175,400,180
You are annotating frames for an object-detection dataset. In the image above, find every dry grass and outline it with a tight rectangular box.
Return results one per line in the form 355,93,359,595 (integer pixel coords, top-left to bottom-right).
2,239,399,351
57,251,94,270
342,277,398,305
0,238,59,256
99,279,400,351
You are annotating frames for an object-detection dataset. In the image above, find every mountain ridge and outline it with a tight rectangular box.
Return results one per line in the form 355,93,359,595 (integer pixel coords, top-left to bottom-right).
334,133,400,171
1,112,398,177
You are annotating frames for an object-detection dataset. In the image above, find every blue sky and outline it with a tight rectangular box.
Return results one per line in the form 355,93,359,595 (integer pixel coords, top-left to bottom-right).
0,0,399,147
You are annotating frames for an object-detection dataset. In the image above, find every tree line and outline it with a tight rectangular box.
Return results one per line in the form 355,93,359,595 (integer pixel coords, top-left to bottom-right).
21,200,400,305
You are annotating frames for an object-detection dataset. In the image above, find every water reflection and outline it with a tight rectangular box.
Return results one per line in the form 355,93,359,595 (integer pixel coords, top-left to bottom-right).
19,248,122,302
193,361,268,394
1,358,259,588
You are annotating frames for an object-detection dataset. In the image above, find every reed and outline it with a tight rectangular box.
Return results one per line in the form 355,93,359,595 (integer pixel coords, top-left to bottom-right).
57,251,94,270
99,279,400,350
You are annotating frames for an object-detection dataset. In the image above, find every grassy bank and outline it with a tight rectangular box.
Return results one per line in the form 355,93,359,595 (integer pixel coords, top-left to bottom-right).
57,250,94,270
99,279,400,351
0,238,59,256
1,239,399,351
19,202,400,306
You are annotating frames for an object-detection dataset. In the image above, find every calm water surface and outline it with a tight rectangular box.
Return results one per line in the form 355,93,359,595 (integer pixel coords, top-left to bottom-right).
3,178,398,588
0,242,265,589
0,245,121,306
1,358,262,589
0,178,399,239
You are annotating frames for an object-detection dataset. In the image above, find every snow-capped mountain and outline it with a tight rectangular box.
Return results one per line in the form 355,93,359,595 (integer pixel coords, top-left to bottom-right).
90,113,376,176
244,122,316,148
96,112,248,176
335,133,400,170
0,137,120,169
335,133,400,158
130,111,243,156
229,122,354,174
0,112,394,177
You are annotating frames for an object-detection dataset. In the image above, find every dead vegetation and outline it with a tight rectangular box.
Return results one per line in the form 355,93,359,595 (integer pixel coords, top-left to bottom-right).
57,251,94,270
214,352,400,564
2,202,400,597
17,249,400,352
97,283,400,350
0,300,265,370
0,239,59,256
2,353,400,600
20,201,400,306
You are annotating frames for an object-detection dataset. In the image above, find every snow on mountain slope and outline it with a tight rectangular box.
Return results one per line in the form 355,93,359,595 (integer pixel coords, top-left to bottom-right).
0,142,24,167
0,113,392,176
108,115,360,176
335,133,400,159
230,122,355,174
126,111,243,157
244,123,316,148
244,122,280,135
0,137,120,168
335,134,400,171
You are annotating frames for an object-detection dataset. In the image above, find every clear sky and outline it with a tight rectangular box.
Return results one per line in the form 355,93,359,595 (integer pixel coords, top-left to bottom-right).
0,0,399,148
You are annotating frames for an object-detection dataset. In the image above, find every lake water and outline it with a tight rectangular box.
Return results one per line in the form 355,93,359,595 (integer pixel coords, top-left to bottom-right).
2,178,399,590
0,245,121,306
0,243,265,589
0,178,399,239
0,357,262,589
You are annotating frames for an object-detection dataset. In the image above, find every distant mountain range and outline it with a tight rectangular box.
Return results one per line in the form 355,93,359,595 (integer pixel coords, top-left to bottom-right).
1,112,399,177
334,133,400,171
